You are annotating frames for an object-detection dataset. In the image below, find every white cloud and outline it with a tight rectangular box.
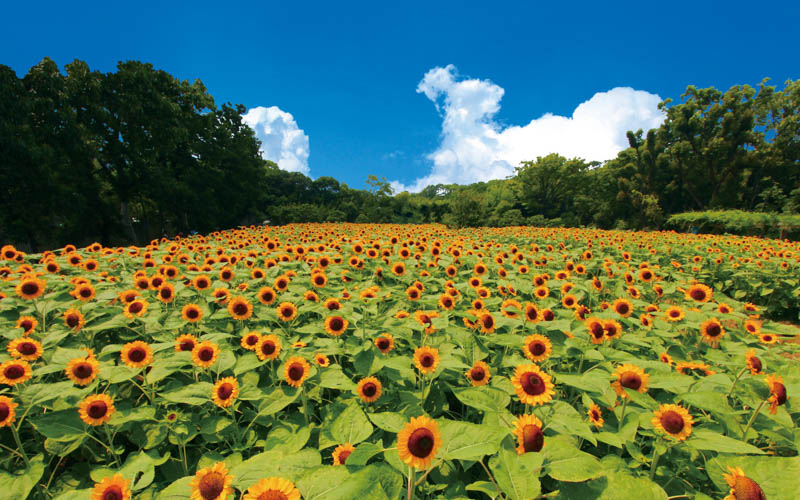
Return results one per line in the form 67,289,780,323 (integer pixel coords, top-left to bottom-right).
393,64,664,192
242,106,310,175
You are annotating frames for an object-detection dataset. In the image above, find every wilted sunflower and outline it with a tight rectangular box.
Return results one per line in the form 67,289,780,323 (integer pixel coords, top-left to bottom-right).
664,306,685,322
588,404,604,428
256,335,281,361
176,333,198,353
651,404,693,441
511,364,555,406
7,337,43,361
15,276,46,300
212,377,239,408
90,473,131,500
15,315,37,335
63,308,86,331
78,393,116,426
324,315,348,336
685,283,713,303
413,346,440,375
0,395,18,427
227,296,253,320
332,443,356,466
120,341,154,369
765,373,787,414
723,466,766,500
357,376,382,402
181,303,203,323
374,333,394,354
190,461,234,500
397,415,442,469
192,341,220,368
242,478,301,500
66,356,99,386
283,357,310,387
612,364,650,398
0,360,32,386
465,361,491,387
700,318,725,347
522,334,552,363
513,414,544,454
240,331,261,351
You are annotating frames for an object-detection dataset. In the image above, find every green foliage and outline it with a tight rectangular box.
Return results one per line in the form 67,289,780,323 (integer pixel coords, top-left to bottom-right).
666,210,800,238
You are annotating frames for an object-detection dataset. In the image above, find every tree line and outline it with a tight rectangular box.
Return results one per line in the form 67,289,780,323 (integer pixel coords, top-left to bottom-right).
1,58,798,251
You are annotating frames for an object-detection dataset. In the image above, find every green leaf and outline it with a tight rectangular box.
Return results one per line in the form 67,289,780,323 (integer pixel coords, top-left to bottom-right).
368,412,407,432
230,449,321,488
160,382,213,406
438,419,506,461
688,429,765,454
452,386,510,413
677,391,734,414
331,403,373,445
544,400,597,446
297,463,402,500
30,410,86,441
489,437,543,500
707,455,800,499
345,442,384,466
0,456,45,500
557,472,668,499
109,405,156,426
264,425,311,454
155,476,192,500
543,435,604,482
256,386,300,416
319,365,356,390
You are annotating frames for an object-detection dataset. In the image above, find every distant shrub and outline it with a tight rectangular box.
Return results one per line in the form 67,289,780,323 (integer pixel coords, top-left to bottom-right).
666,210,800,239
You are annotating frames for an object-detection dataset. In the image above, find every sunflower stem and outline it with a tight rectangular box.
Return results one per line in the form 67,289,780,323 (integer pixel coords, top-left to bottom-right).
9,425,29,467
407,466,415,500
414,457,445,487
742,399,767,442
180,442,189,475
103,425,121,467
726,367,748,399
302,386,310,425
649,447,661,480
478,459,504,500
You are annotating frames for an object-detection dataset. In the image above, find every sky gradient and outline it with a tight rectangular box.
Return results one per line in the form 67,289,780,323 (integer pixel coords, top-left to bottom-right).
2,1,798,191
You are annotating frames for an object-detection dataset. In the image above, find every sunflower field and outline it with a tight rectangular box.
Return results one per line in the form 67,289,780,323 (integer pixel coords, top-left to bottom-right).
0,224,798,500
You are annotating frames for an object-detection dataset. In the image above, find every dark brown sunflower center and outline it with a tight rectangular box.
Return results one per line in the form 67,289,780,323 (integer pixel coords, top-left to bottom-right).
660,410,685,434
591,410,600,420
129,302,143,313
277,279,287,289
73,362,93,379
260,341,276,356
246,335,259,346
221,271,232,280
198,348,214,361
128,348,147,363
80,288,92,298
4,365,24,379
66,315,79,327
620,372,642,390
186,308,199,319
232,303,248,316
669,309,680,317
262,291,274,301
543,310,554,321
217,383,234,400
590,323,604,339
526,309,538,321
88,401,108,419
20,320,34,331
362,383,377,397
377,339,389,350
530,342,546,356
705,324,722,337
772,382,787,405
733,475,766,500
17,342,37,355
616,303,629,314
605,325,619,337
288,365,305,381
337,449,352,465
482,316,494,328
690,289,706,301
420,354,434,368
198,472,225,500
21,283,39,295
315,276,324,285
470,367,485,381
407,428,435,458
0,403,10,422
521,424,544,453
330,318,344,331
101,485,124,500
197,279,209,288
564,297,575,306
281,307,293,317
180,340,195,352
520,372,546,396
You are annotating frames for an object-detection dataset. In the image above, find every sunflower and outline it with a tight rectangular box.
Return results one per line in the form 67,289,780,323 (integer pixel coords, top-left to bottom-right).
212,288,231,304
192,341,220,368
700,318,725,347
212,377,239,408
292,341,307,349
0,396,18,427
765,374,787,414
586,317,606,344
156,283,175,303
561,294,578,309
15,316,37,334
675,361,715,377
257,286,277,305
242,477,301,500
90,473,131,500
120,341,154,369
324,298,342,311
63,308,86,331
79,393,116,426
240,331,261,351
304,290,319,302
374,333,394,354
685,283,713,303
723,466,766,500
176,333,198,353
524,302,540,322
717,303,734,314
276,302,298,322
465,361,491,387
612,298,633,318
7,337,43,362
603,319,622,340
397,415,442,469
611,364,650,398
357,376,382,402
651,404,693,441
438,294,456,310
15,276,46,300
0,360,32,386
522,334,552,362
324,316,348,336
534,286,549,299
659,352,674,367
283,357,310,387
513,414,545,454
501,299,522,318
744,319,761,336
314,353,330,367
588,404,604,428
332,443,356,466
758,333,777,345
664,306,685,322
66,356,100,386
227,296,253,320
190,462,234,500
743,349,762,375
311,273,328,288
413,346,440,375
192,275,212,291
511,364,555,406
123,299,148,319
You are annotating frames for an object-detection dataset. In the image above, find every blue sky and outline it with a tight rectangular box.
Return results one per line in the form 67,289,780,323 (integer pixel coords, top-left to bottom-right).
2,1,798,191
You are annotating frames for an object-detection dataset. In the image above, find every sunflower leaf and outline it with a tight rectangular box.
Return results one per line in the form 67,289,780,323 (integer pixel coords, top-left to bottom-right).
331,402,373,445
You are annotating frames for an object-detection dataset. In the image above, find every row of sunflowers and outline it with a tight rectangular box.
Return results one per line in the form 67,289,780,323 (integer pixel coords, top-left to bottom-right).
0,224,797,499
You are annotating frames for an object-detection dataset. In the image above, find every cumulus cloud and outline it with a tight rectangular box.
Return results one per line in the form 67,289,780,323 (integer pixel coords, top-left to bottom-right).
393,64,664,192
242,106,310,175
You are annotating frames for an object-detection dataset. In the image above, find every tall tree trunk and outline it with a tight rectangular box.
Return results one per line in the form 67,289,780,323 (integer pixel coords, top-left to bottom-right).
120,200,138,246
